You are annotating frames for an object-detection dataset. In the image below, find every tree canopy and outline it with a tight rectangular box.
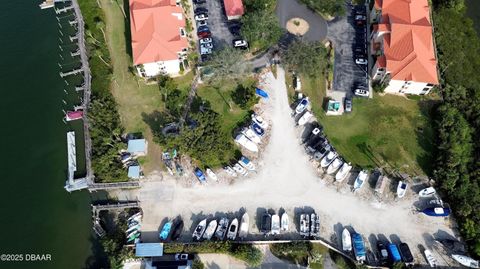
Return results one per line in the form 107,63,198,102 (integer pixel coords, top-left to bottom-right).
283,40,328,77
204,47,251,84
299,0,345,18
241,9,283,51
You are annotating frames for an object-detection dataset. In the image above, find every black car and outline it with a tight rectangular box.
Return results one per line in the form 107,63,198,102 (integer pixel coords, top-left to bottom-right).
197,25,209,33
377,241,389,264
194,7,208,15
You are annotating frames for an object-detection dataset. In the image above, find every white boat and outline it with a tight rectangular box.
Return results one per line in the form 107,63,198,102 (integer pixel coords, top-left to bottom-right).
242,128,262,144
310,213,320,237
239,156,255,171
299,214,310,237
327,157,343,174
223,166,237,177
126,224,141,234
353,170,368,191
280,212,289,232
202,220,218,240
424,249,437,267
238,213,249,239
205,168,218,181
271,214,280,235
215,217,229,240
342,228,352,252
233,163,248,176
419,187,436,197
235,134,258,152
397,181,408,198
227,218,239,240
335,162,352,182
452,254,479,268
298,111,313,125
320,151,338,168
295,97,309,114
128,212,142,222
252,114,268,129
192,219,207,240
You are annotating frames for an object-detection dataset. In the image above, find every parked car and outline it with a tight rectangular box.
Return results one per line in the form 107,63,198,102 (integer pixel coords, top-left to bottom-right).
232,39,248,49
197,31,211,38
195,13,208,21
355,57,367,65
199,38,212,44
197,25,209,33
354,88,369,97
194,168,206,182
355,14,366,25
197,20,207,27
201,42,213,49
345,98,352,112
228,23,241,36
175,253,189,261
194,7,208,15
200,46,212,55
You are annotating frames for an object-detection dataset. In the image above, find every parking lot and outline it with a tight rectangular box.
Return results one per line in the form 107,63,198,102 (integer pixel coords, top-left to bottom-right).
327,4,369,98
192,0,237,60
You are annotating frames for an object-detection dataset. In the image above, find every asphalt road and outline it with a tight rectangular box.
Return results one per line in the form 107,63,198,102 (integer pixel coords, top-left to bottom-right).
275,0,328,42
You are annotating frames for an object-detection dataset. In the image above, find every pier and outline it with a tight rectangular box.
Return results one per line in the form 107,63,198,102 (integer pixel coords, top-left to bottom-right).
88,181,141,191
55,5,74,14
59,67,82,77
91,201,141,216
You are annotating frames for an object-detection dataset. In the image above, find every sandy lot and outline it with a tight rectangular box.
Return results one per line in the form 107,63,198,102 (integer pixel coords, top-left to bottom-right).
114,67,456,266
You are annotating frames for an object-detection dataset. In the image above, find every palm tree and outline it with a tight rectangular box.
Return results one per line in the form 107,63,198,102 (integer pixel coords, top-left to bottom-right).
95,20,107,42
94,49,111,67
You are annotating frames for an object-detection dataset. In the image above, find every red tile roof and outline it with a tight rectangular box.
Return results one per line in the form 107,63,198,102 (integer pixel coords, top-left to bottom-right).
129,0,188,65
375,0,438,84
224,0,244,17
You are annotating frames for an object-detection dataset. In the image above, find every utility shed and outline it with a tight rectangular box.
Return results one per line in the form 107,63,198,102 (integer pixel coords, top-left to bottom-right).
127,139,147,156
135,243,164,257
128,165,141,179
224,0,244,20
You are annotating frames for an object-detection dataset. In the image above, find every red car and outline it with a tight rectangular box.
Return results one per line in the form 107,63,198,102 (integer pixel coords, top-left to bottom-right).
197,31,211,39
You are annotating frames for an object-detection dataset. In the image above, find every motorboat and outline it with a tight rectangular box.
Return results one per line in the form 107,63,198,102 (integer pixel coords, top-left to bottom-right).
452,254,479,268
235,134,258,152
127,231,140,243
399,243,414,265
298,111,313,126
310,213,320,237
327,157,343,174
271,214,280,235
261,214,271,235
192,219,207,240
335,162,352,182
419,187,436,197
223,166,237,177
202,220,218,240
295,97,309,114
242,128,261,144
388,244,402,263
320,151,338,168
251,123,265,137
252,114,268,129
424,249,438,267
127,212,142,222
342,228,352,251
422,207,451,217
280,212,289,232
215,217,229,240
353,170,368,191
377,241,388,263
238,213,249,239
170,219,184,241
65,110,83,121
194,168,206,183
233,163,248,176
126,224,140,234
352,233,366,262
304,127,322,144
299,214,310,237
397,181,408,198
205,168,218,181
159,221,172,240
227,218,238,240
239,156,255,171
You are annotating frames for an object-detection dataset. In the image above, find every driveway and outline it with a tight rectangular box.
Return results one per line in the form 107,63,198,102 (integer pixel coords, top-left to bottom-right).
327,4,369,95
275,0,328,42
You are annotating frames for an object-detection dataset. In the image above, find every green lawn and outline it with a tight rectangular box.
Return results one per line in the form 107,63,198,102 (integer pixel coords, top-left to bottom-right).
100,0,192,172
287,72,435,176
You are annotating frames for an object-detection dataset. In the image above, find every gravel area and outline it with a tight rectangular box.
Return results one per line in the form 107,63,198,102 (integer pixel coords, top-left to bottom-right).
114,67,456,267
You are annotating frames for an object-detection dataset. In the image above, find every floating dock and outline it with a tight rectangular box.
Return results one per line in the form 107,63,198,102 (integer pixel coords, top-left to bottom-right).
65,131,88,192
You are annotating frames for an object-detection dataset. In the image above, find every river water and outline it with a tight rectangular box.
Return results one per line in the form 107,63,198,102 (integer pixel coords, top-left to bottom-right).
0,1,101,268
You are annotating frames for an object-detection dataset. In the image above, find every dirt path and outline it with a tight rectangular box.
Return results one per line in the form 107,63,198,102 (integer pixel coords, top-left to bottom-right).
115,67,454,266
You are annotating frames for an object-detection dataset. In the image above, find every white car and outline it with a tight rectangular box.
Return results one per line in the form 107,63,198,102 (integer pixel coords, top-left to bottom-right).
354,88,369,97
201,42,213,49
200,46,212,55
355,58,367,65
232,39,248,49
194,13,208,21
199,38,212,44
197,20,207,27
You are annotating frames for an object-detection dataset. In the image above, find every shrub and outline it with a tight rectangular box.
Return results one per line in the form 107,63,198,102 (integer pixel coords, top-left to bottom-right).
229,244,263,267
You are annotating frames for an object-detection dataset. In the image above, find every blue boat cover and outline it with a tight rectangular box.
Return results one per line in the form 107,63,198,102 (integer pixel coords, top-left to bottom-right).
352,233,366,258
388,244,402,262
160,222,172,240
256,88,269,98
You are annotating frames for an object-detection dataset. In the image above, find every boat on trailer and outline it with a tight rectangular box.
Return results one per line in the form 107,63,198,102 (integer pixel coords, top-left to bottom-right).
310,213,320,237
327,157,343,174
452,254,479,268
320,151,338,168
159,221,172,240
238,213,249,239
215,217,229,240
424,249,438,268
298,111,313,125
271,214,280,235
295,97,309,114
227,218,239,240
202,220,218,240
335,162,352,182
353,171,368,191
342,228,352,252
239,156,255,171
422,207,451,217
280,212,289,232
252,114,268,129
192,219,207,241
